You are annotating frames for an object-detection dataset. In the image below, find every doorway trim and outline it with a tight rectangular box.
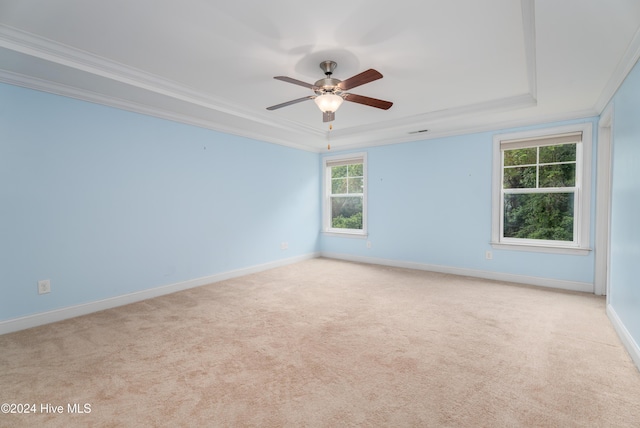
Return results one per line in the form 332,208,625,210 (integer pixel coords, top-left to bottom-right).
594,104,614,296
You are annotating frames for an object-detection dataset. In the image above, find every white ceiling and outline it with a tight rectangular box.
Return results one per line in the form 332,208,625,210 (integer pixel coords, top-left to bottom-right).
1,0,639,152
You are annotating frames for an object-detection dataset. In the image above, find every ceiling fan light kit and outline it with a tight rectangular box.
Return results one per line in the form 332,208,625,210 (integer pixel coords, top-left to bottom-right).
267,60,393,123
314,93,343,113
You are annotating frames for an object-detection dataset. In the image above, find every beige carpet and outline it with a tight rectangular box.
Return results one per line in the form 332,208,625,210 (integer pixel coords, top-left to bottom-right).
1,258,640,427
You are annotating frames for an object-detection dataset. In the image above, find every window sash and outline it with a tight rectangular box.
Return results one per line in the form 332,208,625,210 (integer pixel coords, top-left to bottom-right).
500,141,580,244
502,143,578,191
500,189,579,245
323,153,367,235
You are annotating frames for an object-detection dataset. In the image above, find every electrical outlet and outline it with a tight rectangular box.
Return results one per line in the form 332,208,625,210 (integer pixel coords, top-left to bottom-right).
485,251,493,260
38,279,51,295
366,241,372,249
280,242,288,250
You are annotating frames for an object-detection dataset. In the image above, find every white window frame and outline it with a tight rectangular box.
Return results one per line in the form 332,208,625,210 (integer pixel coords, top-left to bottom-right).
491,124,592,255
322,152,368,238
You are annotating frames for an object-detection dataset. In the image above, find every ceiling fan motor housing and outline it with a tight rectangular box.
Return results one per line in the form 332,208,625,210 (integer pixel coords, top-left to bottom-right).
314,77,342,96
314,61,342,96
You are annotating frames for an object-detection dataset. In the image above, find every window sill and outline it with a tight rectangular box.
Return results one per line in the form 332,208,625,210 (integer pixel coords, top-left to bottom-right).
323,230,368,239
490,242,592,255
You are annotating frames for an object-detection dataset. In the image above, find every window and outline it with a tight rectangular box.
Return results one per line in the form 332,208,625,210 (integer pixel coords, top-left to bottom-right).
323,153,367,236
492,124,592,254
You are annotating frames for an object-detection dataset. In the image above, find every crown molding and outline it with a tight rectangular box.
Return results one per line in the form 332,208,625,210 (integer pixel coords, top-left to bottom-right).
0,69,322,153
4,62,595,155
0,24,323,140
0,1,610,155
329,93,537,140
0,7,544,153
594,24,640,113
325,108,599,153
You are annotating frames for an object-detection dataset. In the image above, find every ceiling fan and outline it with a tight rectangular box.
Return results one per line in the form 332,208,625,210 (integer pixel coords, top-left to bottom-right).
266,60,393,122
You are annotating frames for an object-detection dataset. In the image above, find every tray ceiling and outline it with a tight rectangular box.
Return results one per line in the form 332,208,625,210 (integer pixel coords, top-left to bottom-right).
1,0,639,152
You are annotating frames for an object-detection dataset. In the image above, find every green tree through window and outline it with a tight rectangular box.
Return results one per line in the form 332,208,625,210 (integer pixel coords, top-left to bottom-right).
502,143,577,242
330,163,364,229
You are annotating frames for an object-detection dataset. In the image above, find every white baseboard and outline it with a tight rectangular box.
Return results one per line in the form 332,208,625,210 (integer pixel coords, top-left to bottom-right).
0,252,319,336
2,251,597,336
607,304,640,372
320,252,594,293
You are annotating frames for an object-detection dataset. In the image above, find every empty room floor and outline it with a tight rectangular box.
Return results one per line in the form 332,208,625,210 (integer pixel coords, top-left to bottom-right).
1,258,640,427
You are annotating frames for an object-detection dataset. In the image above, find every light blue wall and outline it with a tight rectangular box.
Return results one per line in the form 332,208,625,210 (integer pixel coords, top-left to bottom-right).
0,80,607,326
321,118,598,284
0,83,320,322
608,59,640,343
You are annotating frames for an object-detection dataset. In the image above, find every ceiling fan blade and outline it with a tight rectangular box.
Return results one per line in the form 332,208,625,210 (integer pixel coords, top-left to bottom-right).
274,76,316,89
266,96,315,110
337,69,383,91
343,93,393,110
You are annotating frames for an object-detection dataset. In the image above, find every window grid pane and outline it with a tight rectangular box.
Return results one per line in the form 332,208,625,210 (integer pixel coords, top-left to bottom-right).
504,147,537,166
331,165,347,179
539,144,576,163
348,177,363,193
539,164,576,188
331,177,347,194
504,165,537,189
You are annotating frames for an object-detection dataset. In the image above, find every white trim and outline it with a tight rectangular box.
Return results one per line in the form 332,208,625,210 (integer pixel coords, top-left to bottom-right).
0,70,320,153
490,242,591,256
3,20,624,154
595,25,640,113
0,253,319,336
0,26,269,125
491,123,593,253
321,252,593,293
1,23,599,154
327,109,599,153
322,231,368,239
595,105,614,296
607,305,640,372
0,24,321,134
0,25,326,152
329,94,537,141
